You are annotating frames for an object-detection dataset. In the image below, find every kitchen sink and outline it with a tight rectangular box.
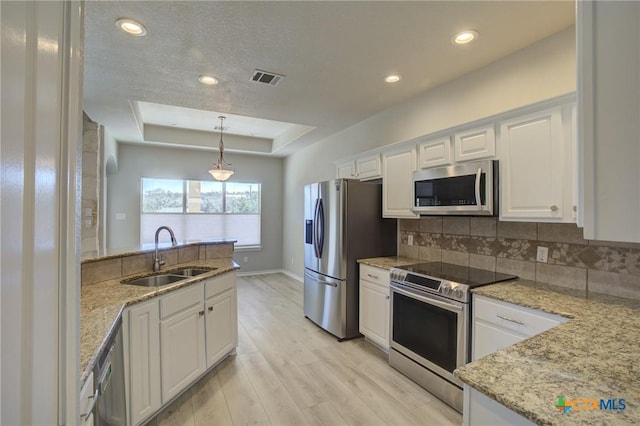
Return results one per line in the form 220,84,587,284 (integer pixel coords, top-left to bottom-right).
169,267,216,277
122,267,217,287
122,274,187,287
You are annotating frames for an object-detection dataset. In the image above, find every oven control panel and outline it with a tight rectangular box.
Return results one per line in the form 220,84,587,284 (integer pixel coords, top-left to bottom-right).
390,267,470,302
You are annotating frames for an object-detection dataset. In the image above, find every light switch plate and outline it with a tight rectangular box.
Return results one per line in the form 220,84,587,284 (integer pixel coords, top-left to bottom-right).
536,246,549,263
408,234,414,246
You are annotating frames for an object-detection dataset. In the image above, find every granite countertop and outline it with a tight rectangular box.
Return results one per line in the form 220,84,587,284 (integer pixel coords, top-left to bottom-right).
80,258,238,383
357,256,420,270
455,279,640,425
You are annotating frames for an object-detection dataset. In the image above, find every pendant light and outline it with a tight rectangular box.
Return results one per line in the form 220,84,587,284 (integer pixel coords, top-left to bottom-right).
208,116,234,181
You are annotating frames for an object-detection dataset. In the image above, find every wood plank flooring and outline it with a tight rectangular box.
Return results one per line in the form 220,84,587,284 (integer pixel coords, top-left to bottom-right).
147,273,461,426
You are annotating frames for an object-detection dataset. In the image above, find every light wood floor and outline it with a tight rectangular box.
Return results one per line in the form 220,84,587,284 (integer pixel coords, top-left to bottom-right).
148,273,462,426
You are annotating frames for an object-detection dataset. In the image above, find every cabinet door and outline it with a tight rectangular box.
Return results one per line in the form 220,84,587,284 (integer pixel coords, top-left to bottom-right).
472,320,525,361
454,124,495,162
126,300,161,426
418,137,452,169
205,288,238,367
355,154,382,180
160,303,206,403
336,160,356,179
382,147,419,218
499,107,567,221
359,279,390,350
579,1,640,242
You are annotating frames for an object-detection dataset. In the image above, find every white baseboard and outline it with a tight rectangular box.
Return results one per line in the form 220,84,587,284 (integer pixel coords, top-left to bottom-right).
236,269,303,283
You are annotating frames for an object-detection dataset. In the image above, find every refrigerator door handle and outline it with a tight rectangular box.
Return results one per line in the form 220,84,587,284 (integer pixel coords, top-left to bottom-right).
314,198,324,258
304,270,339,287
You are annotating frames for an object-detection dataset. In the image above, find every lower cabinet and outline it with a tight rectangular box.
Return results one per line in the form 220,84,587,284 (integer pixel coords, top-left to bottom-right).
463,385,535,426
464,294,567,425
359,264,391,351
124,271,237,426
471,294,567,361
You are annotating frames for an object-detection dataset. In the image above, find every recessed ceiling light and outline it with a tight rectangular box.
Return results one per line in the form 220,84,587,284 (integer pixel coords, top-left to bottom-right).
115,18,147,36
385,74,401,84
198,75,219,85
453,30,479,45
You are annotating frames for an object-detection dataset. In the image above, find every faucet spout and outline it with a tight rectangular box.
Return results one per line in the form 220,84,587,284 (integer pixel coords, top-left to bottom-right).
153,226,178,272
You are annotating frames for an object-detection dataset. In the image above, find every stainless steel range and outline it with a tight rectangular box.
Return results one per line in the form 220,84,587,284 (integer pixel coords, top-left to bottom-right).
389,262,517,412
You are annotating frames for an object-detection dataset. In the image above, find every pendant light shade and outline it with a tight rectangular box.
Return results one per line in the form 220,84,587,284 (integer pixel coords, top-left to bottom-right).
208,116,234,181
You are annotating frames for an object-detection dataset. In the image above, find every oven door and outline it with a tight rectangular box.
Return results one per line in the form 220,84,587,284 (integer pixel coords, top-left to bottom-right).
389,283,468,386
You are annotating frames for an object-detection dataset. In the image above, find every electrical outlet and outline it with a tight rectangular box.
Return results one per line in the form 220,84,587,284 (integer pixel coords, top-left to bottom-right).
408,234,414,246
243,256,248,263
536,246,549,263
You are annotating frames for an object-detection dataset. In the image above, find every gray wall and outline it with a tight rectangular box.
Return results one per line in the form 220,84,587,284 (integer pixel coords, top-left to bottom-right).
107,143,283,272
283,27,577,278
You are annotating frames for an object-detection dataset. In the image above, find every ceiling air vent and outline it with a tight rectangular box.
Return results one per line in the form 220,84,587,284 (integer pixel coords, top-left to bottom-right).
250,69,285,86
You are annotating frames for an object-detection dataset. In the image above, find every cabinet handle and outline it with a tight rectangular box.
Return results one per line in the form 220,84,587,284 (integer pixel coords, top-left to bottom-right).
496,314,525,325
199,310,205,317
208,306,213,312
367,273,379,280
550,205,559,212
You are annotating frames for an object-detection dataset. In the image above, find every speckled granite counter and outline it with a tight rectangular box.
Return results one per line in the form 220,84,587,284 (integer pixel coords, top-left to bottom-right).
357,256,420,270
80,258,238,383
455,279,640,425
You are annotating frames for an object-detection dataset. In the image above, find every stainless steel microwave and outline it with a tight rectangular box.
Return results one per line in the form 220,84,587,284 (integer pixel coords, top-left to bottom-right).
412,160,498,216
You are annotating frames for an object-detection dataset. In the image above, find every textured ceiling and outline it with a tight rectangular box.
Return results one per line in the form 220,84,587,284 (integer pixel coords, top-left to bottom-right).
83,1,575,157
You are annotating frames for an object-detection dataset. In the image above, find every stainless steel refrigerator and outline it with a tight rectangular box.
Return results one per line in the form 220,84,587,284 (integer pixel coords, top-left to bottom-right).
303,179,397,340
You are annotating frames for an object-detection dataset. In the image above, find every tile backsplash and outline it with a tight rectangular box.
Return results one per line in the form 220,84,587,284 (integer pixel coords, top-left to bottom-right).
399,218,640,300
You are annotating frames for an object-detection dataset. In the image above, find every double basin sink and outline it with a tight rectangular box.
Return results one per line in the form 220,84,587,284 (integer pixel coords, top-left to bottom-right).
122,267,216,287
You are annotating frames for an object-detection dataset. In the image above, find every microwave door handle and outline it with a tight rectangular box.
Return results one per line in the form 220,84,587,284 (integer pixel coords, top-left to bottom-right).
475,167,482,210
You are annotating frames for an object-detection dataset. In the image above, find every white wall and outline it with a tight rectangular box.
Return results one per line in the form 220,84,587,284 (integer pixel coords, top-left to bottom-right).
107,143,283,272
283,27,577,277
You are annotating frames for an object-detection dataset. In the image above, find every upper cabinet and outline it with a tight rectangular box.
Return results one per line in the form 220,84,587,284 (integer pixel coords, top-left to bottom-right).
417,136,452,169
498,105,575,222
382,146,419,218
454,124,496,162
578,1,640,242
335,153,382,180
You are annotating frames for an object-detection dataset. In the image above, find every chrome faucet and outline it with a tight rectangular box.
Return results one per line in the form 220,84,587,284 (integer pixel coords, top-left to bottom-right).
153,226,178,272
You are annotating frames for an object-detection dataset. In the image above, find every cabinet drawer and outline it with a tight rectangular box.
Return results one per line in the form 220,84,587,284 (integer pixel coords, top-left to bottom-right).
205,272,235,299
474,295,566,337
359,264,390,287
160,283,203,319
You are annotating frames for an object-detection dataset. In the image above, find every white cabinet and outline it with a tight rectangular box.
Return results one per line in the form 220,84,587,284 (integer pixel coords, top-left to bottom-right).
160,284,206,403
124,271,237,425
336,154,382,180
454,124,496,162
125,298,161,426
463,385,535,426
359,264,391,351
382,146,419,218
417,136,452,169
471,294,567,361
204,273,238,367
579,1,640,242
465,295,567,426
498,106,575,222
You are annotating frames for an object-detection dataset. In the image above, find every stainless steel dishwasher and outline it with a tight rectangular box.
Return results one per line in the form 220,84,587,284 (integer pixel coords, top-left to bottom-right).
94,316,126,425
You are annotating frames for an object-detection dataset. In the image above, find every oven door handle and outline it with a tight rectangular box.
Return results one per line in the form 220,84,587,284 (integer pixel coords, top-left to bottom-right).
390,283,464,313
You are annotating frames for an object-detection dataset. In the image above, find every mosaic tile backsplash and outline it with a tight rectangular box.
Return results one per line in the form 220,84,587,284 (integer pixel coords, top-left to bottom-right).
399,218,640,300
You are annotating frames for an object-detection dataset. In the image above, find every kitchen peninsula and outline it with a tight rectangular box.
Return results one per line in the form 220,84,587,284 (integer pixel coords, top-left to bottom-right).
80,239,239,425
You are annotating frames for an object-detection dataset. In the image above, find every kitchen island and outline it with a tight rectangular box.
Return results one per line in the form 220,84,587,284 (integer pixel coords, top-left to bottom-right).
455,280,640,425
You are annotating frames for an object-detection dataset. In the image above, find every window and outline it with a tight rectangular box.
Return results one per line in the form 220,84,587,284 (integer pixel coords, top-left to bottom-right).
141,178,261,248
